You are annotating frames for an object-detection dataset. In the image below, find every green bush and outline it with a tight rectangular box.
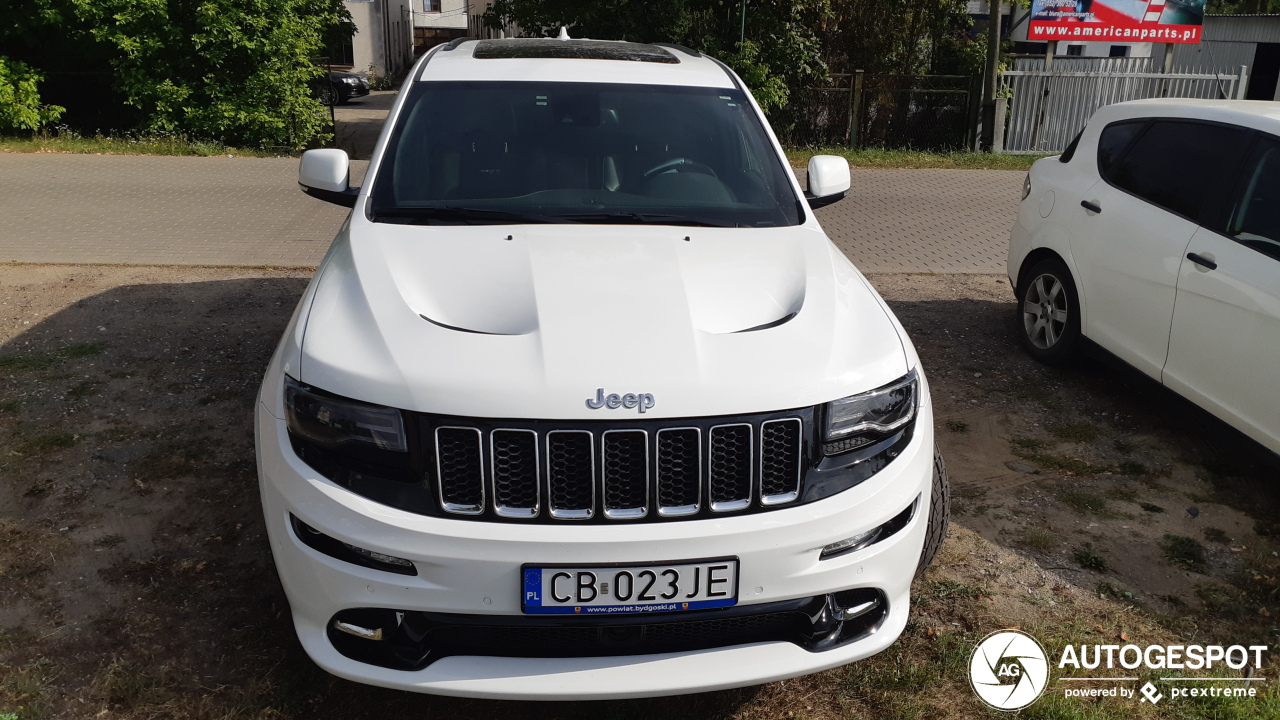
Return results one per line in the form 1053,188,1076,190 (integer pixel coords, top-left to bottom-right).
71,0,350,148
0,56,64,131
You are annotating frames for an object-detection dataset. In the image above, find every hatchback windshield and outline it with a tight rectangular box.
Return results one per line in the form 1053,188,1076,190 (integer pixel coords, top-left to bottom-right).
368,81,803,227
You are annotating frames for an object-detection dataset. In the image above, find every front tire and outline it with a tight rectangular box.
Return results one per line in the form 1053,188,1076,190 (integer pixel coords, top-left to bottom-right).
916,446,951,578
1016,257,1081,365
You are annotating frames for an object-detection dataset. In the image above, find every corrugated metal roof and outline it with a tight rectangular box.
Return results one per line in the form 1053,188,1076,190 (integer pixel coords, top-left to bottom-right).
1203,15,1280,44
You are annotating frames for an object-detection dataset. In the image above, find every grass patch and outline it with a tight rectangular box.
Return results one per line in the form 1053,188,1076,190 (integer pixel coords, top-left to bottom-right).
1164,534,1208,573
15,432,76,456
1074,543,1108,572
1047,422,1099,443
785,147,1046,171
1006,385,1062,410
1203,527,1231,544
924,579,987,601
0,343,105,372
1118,460,1150,476
0,399,19,413
93,534,125,549
1140,502,1165,513
1016,527,1058,553
132,440,209,483
1097,581,1135,602
1010,436,1046,450
0,132,293,158
944,419,968,432
1055,487,1114,517
90,660,173,709
66,380,103,399
1017,446,1108,476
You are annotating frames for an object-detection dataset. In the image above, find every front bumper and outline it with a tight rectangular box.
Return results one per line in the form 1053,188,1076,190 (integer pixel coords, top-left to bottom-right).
256,395,934,699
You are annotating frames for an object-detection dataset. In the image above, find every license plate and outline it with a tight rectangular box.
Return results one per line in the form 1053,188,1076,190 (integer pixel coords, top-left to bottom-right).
521,559,739,615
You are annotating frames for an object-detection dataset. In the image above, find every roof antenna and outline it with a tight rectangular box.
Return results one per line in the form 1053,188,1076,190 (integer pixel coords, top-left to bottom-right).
557,26,570,40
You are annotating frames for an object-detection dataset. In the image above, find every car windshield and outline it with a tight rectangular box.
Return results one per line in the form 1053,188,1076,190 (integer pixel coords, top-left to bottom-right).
368,81,803,227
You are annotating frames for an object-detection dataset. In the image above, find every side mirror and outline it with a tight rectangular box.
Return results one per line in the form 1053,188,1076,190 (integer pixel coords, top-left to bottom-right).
805,155,851,209
299,149,358,207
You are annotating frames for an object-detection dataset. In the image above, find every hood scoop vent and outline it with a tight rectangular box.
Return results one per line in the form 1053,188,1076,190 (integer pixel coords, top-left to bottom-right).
419,313,526,336
730,311,798,334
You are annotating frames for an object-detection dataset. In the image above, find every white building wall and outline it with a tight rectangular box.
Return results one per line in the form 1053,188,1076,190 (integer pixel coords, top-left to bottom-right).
414,0,469,29
346,0,415,78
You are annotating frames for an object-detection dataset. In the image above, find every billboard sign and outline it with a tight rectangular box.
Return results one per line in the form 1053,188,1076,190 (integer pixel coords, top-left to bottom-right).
1028,0,1205,44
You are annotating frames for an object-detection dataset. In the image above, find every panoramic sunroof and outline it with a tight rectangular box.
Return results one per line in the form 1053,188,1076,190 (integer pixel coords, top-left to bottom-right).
473,39,679,64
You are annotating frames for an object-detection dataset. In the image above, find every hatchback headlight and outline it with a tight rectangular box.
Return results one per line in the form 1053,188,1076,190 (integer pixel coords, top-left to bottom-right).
823,370,917,442
284,377,408,453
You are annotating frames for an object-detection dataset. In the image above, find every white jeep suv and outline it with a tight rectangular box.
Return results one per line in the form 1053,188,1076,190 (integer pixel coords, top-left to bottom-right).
255,36,947,699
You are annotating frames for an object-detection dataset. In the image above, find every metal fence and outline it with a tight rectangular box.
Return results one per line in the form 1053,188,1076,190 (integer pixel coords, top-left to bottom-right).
773,72,979,152
1001,65,1248,154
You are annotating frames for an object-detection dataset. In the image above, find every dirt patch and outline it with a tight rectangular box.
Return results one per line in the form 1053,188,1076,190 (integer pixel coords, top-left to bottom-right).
874,272,1280,645
0,265,1276,719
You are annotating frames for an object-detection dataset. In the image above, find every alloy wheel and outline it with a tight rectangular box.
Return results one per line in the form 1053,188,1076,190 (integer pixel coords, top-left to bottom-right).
1022,273,1069,350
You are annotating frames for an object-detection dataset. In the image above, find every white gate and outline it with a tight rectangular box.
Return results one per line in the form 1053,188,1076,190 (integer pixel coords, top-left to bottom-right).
1001,66,1248,154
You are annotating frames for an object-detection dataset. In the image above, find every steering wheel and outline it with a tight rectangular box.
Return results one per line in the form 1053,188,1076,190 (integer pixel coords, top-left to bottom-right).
643,157,718,179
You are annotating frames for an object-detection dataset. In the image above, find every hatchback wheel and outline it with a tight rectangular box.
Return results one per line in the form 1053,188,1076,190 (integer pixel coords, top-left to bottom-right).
319,85,339,106
1017,257,1080,364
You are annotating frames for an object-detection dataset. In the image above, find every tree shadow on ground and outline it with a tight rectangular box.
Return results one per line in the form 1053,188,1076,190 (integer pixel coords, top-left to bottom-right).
0,276,763,718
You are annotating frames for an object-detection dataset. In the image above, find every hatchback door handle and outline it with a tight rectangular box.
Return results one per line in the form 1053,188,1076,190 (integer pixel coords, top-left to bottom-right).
1080,200,1102,214
1187,252,1217,270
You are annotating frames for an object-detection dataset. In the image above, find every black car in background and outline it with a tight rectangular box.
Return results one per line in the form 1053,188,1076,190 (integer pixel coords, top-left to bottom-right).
318,70,370,106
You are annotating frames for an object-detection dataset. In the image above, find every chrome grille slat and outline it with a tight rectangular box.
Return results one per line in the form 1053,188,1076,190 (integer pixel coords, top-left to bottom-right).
546,430,595,519
602,430,648,519
656,427,700,517
435,427,484,515
708,424,753,512
491,429,539,518
431,415,803,521
759,418,802,505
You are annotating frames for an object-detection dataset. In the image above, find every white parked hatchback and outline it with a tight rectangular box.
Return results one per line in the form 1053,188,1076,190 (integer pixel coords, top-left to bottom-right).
255,35,948,699
1009,99,1280,456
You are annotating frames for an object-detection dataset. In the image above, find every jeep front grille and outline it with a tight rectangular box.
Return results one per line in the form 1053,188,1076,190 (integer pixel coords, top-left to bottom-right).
433,412,808,522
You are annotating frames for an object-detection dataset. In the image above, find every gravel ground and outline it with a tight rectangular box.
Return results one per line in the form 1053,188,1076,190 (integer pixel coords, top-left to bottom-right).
0,264,1276,719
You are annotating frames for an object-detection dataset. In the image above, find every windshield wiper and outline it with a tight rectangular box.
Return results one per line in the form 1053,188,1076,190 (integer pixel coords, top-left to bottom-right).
371,206,573,225
558,212,733,227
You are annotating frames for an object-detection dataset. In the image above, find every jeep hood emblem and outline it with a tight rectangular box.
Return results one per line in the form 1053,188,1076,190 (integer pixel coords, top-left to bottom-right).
586,388,656,413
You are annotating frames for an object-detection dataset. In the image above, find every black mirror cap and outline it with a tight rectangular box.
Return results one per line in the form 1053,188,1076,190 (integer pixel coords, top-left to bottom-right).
301,184,359,208
805,189,848,210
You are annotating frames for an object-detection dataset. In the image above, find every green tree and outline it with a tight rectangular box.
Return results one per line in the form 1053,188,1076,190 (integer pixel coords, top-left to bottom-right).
0,57,65,131
64,0,352,148
821,0,977,76
482,0,831,111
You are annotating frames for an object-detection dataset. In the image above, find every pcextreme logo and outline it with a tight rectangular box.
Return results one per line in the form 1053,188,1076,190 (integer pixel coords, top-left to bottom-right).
969,629,1270,710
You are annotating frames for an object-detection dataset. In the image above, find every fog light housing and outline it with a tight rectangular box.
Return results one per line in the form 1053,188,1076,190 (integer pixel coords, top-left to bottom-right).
820,528,880,560
831,588,882,622
290,515,417,576
819,494,920,560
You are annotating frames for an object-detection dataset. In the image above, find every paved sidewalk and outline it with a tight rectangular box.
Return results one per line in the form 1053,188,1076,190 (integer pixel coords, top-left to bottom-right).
0,154,367,267
0,153,1021,271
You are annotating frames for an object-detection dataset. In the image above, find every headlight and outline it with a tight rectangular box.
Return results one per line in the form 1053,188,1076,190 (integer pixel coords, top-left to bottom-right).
1022,174,1032,201
342,76,360,84
285,377,407,453
823,370,917,442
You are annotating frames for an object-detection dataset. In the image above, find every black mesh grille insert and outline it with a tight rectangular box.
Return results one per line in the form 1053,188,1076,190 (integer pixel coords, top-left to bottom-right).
436,427,483,513
656,428,700,512
602,431,648,517
760,419,802,501
709,424,752,509
492,430,538,514
546,430,594,517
